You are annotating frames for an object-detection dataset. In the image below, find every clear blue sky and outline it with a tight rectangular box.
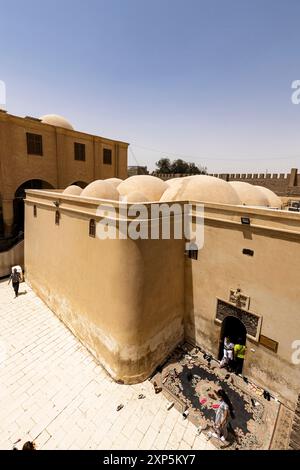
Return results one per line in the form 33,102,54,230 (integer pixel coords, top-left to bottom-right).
1,0,300,172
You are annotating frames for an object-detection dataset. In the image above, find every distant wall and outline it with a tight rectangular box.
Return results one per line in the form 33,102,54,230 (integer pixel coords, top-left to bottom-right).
156,168,300,197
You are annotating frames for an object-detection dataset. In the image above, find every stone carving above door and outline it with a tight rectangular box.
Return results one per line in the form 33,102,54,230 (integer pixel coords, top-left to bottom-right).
216,299,262,341
229,288,250,310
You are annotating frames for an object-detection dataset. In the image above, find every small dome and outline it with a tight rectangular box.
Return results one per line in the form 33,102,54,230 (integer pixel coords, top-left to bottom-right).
40,114,74,130
160,185,184,202
161,178,187,201
118,175,168,201
229,182,269,206
166,177,188,188
255,186,282,209
81,180,119,200
123,191,149,203
160,175,241,205
105,178,123,188
63,185,82,196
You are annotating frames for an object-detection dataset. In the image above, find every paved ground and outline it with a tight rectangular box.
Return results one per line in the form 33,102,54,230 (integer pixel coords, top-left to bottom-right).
0,280,215,450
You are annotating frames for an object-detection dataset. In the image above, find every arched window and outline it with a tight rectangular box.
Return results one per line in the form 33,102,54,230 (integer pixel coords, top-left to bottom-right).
33,205,37,217
55,210,60,225
89,219,96,237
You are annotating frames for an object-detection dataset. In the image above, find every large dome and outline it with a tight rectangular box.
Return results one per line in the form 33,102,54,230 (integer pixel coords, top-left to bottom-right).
229,182,269,206
255,186,282,209
118,175,168,201
81,180,119,200
40,114,74,130
123,191,149,203
160,175,241,205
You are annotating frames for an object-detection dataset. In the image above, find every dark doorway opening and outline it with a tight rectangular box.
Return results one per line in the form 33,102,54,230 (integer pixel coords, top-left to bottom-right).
218,316,247,371
14,179,53,235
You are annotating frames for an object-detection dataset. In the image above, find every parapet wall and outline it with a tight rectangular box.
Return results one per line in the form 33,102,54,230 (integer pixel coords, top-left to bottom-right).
156,168,300,197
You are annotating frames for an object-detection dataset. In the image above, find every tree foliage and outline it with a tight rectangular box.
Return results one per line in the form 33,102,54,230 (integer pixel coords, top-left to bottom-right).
154,158,207,175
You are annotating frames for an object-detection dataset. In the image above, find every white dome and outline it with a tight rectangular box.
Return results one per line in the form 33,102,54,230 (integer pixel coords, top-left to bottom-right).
118,175,168,201
255,186,282,209
123,191,149,203
81,180,119,200
160,185,184,202
63,185,82,196
40,114,74,130
229,182,269,206
160,175,241,205
105,178,123,188
166,177,187,188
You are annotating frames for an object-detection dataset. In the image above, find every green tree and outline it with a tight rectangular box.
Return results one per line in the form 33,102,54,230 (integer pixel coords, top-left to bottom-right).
154,157,207,175
155,158,172,174
170,159,190,174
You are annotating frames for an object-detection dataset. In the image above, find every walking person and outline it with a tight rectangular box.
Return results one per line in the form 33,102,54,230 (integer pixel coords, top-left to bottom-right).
214,390,230,441
8,268,21,298
207,389,233,443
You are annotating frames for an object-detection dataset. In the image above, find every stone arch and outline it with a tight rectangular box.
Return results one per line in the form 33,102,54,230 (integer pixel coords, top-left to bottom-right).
216,299,260,340
14,179,54,234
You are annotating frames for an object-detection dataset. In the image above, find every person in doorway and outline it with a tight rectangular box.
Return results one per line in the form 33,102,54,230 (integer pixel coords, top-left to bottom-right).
8,268,21,298
234,338,246,375
220,336,234,369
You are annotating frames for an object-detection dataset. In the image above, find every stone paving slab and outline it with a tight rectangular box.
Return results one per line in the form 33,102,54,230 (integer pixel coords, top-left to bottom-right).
0,280,215,450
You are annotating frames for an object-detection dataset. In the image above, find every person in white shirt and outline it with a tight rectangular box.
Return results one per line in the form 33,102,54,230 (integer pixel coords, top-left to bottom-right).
220,336,234,368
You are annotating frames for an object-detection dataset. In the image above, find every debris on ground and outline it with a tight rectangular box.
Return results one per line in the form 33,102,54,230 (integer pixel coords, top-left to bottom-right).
116,404,124,411
153,381,162,394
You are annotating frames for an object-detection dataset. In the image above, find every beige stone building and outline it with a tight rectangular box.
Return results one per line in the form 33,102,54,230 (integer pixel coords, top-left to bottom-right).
0,110,128,239
24,175,300,413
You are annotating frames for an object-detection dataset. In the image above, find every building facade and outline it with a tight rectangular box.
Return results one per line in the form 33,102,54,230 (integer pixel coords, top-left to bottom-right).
0,110,129,240
24,186,300,411
127,166,149,177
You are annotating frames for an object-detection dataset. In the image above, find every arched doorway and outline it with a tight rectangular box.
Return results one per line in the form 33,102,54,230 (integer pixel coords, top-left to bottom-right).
218,316,247,372
70,181,88,189
14,179,54,235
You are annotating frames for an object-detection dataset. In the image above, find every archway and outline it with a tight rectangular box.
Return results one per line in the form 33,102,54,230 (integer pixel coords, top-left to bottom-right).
218,316,247,372
70,181,88,189
14,179,54,235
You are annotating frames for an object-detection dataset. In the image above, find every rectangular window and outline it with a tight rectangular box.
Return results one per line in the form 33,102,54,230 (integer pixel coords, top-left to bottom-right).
26,133,43,156
33,205,37,217
89,219,96,238
242,248,254,256
55,211,60,225
74,142,86,161
103,148,112,165
187,249,198,260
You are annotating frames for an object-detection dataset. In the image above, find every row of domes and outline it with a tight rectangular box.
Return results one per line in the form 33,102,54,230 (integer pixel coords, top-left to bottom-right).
62,175,282,209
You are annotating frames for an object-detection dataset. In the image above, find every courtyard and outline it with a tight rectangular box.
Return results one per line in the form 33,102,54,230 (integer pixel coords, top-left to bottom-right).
0,279,214,451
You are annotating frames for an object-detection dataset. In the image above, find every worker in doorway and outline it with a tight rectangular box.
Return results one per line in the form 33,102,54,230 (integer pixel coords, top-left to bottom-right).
220,337,234,369
234,338,246,375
